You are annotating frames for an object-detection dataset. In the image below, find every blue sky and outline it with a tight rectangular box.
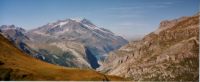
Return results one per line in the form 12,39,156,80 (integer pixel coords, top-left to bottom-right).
0,0,199,40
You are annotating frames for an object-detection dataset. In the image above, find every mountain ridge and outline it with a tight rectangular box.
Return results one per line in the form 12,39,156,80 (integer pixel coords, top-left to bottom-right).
99,14,199,81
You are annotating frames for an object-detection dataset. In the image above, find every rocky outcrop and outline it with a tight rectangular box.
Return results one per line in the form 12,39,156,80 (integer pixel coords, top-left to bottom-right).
100,14,199,81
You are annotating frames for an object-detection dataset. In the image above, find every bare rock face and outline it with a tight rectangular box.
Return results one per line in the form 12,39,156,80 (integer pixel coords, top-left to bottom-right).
100,14,199,81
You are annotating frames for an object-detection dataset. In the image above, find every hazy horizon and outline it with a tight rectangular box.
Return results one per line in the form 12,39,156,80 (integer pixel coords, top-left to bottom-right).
0,0,198,40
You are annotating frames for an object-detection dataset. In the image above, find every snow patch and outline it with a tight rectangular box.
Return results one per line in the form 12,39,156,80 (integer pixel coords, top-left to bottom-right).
59,21,69,26
55,28,70,35
33,31,50,36
53,55,59,59
53,21,69,27
83,24,96,29
82,23,114,36
71,17,84,22
42,56,45,60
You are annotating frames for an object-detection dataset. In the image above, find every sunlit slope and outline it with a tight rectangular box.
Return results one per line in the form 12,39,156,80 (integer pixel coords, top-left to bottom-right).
100,14,199,81
0,34,125,81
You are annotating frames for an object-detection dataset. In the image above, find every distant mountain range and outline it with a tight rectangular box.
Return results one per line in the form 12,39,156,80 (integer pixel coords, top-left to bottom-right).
99,13,199,81
0,18,128,69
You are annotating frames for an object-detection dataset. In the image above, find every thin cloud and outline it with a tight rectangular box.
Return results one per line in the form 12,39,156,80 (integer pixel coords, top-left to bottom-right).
103,1,176,19
106,1,176,11
162,2,174,5
107,6,142,11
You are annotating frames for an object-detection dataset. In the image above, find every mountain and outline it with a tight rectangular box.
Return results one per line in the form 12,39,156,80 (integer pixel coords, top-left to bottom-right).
26,18,128,69
0,25,47,62
0,33,126,81
0,25,27,43
99,14,199,81
0,18,128,69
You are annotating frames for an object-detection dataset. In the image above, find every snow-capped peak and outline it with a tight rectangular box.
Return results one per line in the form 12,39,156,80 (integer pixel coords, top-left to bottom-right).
58,21,69,26
71,18,95,26
34,18,115,36
71,17,85,22
51,20,69,28
70,18,114,34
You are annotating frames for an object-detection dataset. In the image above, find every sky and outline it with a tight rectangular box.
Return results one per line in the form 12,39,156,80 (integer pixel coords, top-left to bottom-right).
0,0,199,40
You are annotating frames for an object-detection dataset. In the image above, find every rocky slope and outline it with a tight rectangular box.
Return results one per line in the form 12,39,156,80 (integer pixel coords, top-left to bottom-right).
0,33,126,81
0,25,52,66
100,14,199,81
0,18,128,69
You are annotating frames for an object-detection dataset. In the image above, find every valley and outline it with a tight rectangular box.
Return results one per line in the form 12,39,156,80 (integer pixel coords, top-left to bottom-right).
0,13,199,81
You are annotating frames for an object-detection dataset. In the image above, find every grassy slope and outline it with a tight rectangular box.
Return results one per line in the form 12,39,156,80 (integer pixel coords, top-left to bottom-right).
0,34,125,81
